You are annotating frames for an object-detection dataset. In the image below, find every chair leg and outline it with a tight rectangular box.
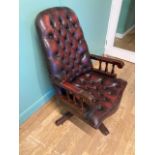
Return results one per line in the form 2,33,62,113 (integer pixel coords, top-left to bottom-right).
55,112,73,126
99,123,110,135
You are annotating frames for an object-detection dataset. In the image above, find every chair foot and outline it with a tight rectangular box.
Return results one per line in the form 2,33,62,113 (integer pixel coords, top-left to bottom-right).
55,112,73,126
99,123,110,135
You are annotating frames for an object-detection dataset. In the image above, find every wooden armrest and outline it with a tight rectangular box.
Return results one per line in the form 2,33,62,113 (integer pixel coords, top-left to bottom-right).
59,81,81,94
60,81,95,103
90,54,124,68
90,54,125,77
52,77,96,107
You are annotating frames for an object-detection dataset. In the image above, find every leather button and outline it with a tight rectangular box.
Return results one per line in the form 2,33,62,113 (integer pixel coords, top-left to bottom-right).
95,78,103,84
53,31,59,41
74,83,80,88
103,97,110,102
75,23,78,28
85,73,91,78
66,14,70,20
48,33,53,39
80,78,85,83
96,105,104,111
65,25,69,30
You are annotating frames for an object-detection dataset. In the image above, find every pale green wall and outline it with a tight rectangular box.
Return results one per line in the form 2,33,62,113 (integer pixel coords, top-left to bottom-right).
117,0,135,34
60,0,112,55
20,0,112,124
19,0,60,124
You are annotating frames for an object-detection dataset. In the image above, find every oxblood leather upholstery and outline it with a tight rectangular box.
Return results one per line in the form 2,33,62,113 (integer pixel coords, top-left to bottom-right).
36,7,92,82
72,71,126,128
36,7,127,134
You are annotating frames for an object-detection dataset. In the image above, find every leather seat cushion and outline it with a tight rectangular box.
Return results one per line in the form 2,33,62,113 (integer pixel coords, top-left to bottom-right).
72,71,127,128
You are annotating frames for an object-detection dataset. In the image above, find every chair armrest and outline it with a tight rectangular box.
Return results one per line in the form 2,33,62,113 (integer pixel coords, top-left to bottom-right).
60,81,95,103
90,54,125,77
53,79,96,108
90,54,124,68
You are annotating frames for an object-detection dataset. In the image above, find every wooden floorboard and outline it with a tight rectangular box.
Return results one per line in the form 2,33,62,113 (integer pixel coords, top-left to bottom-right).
20,61,135,155
114,29,135,52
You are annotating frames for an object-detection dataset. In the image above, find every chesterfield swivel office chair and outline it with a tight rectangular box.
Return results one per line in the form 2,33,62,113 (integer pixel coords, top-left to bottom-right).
35,7,127,135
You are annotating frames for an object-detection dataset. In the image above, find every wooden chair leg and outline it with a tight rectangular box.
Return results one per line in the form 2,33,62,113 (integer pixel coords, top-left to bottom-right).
55,112,73,126
99,123,110,135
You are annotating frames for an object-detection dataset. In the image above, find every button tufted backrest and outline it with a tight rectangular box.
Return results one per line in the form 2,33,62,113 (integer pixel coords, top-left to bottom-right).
36,7,92,82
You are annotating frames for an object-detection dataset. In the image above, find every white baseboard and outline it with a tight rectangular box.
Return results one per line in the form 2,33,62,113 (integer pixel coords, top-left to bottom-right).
116,25,135,39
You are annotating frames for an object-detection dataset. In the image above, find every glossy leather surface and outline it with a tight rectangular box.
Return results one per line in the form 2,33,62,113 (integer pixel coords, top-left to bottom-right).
36,7,127,130
72,71,127,128
36,7,92,82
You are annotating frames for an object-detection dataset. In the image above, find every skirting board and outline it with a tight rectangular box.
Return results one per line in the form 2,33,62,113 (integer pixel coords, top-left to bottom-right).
116,25,135,39
19,89,55,125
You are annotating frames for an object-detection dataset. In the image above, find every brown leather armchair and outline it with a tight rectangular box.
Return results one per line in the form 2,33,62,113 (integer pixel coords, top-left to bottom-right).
35,7,127,135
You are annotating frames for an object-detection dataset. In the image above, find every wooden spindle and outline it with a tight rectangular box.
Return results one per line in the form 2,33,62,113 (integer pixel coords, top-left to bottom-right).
105,62,108,72
99,61,102,70
111,64,115,75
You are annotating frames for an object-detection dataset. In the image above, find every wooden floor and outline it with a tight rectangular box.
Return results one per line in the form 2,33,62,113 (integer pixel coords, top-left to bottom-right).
20,61,135,155
114,29,135,52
